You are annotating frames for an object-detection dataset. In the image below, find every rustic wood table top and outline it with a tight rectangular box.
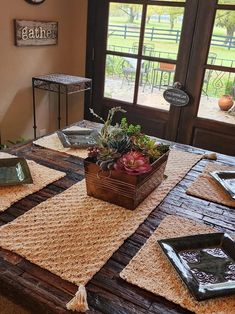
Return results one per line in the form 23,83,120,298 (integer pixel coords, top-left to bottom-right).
0,121,235,314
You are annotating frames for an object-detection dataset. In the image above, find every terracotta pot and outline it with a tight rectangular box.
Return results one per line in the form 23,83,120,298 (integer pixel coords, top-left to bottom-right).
218,95,234,111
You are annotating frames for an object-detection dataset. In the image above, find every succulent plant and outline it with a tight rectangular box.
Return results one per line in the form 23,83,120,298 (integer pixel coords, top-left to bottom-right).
90,107,126,145
87,146,100,159
156,143,170,155
120,118,141,137
87,106,169,175
96,147,121,171
114,151,152,175
132,136,169,162
108,133,131,154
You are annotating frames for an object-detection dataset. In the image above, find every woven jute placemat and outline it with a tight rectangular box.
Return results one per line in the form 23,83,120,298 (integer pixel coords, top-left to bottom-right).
120,215,235,314
0,152,65,212
0,150,200,287
33,126,90,159
187,163,235,207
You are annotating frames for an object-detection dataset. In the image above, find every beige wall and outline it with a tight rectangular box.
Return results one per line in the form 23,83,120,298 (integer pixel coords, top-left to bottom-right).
0,0,87,144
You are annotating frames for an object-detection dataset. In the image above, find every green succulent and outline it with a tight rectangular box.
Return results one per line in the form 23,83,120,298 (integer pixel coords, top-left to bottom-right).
120,118,141,137
156,143,170,155
108,133,132,154
90,107,126,145
133,135,169,162
88,106,170,170
96,147,121,171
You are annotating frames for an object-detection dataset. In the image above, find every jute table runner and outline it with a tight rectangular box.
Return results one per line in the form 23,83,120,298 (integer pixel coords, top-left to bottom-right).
120,215,235,314
0,150,200,289
187,163,235,207
0,152,65,212
33,126,90,158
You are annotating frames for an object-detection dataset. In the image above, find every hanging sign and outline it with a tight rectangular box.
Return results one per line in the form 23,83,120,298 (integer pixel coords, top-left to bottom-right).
14,19,58,46
163,83,190,107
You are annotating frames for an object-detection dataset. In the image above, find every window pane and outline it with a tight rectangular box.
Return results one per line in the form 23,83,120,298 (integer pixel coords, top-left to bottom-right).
198,70,235,124
107,3,142,54
143,6,184,59
104,54,137,103
137,61,175,110
207,10,235,67
218,0,235,4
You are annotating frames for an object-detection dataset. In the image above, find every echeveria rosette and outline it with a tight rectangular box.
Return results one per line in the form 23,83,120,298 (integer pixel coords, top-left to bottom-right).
114,151,152,175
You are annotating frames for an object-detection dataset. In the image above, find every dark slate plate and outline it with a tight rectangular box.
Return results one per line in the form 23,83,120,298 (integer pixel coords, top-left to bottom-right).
57,129,98,148
158,233,235,301
0,158,33,186
210,171,235,200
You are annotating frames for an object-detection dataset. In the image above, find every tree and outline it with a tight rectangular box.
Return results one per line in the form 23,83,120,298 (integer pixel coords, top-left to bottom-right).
111,4,142,23
165,7,183,30
146,6,165,24
216,10,235,42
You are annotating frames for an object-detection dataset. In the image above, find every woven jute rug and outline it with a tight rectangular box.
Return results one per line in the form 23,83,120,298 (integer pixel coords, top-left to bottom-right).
120,215,235,314
33,126,90,158
187,163,235,207
0,152,65,212
0,150,201,288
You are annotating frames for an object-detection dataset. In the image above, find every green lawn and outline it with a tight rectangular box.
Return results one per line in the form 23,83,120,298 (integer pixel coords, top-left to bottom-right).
106,8,234,99
109,14,230,36
107,36,235,65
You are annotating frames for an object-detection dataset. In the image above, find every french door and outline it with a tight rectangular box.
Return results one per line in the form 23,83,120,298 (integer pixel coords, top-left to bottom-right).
86,0,235,155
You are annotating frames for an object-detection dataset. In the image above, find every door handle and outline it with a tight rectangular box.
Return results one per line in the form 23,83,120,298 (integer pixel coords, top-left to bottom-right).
173,82,183,89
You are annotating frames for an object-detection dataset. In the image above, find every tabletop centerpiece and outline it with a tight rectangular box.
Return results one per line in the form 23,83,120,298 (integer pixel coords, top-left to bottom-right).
84,107,170,210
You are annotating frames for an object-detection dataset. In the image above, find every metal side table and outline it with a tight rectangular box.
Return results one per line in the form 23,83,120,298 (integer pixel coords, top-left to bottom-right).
32,73,92,139
151,63,175,92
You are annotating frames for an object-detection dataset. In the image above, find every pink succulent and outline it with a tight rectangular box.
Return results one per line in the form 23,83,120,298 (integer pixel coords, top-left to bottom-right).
114,151,152,175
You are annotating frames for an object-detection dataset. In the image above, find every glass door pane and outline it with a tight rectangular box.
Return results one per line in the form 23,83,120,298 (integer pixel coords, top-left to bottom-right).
104,55,137,103
208,10,235,67
104,2,184,110
143,6,184,59
218,0,235,4
198,70,235,124
107,3,143,53
198,5,235,125
137,61,175,110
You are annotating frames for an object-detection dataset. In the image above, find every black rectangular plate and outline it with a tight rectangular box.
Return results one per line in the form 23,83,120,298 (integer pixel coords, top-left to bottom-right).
57,129,98,148
0,158,33,186
210,171,235,200
158,233,235,301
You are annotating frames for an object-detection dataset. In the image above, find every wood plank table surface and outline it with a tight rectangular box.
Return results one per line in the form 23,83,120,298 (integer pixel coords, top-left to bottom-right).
0,120,235,314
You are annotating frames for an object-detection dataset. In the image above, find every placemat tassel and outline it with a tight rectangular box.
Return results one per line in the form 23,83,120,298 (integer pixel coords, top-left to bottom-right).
66,285,89,312
202,153,217,160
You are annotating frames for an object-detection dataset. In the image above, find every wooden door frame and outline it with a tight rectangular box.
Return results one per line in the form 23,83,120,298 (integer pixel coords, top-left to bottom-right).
166,0,199,140
86,0,214,141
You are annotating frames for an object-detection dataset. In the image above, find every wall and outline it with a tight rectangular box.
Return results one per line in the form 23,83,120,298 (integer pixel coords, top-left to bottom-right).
0,0,87,144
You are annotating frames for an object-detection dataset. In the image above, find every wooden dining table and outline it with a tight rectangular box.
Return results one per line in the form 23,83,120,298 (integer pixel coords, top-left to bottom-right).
0,120,235,314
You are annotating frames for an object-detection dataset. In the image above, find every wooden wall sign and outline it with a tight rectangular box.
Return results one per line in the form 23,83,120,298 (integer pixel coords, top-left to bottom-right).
14,19,58,46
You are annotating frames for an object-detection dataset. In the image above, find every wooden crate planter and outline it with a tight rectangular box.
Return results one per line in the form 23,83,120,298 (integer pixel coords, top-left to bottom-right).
84,150,169,210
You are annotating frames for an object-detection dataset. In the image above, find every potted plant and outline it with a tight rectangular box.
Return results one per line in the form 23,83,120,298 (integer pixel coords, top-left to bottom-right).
84,107,170,210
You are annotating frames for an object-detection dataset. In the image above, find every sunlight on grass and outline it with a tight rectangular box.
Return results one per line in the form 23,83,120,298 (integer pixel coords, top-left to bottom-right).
106,2,234,102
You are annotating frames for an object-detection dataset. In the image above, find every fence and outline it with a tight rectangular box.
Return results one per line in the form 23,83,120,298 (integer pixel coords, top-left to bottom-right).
108,24,235,50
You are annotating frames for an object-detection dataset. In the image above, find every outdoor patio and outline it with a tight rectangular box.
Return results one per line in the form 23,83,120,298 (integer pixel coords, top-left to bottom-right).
105,77,235,125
